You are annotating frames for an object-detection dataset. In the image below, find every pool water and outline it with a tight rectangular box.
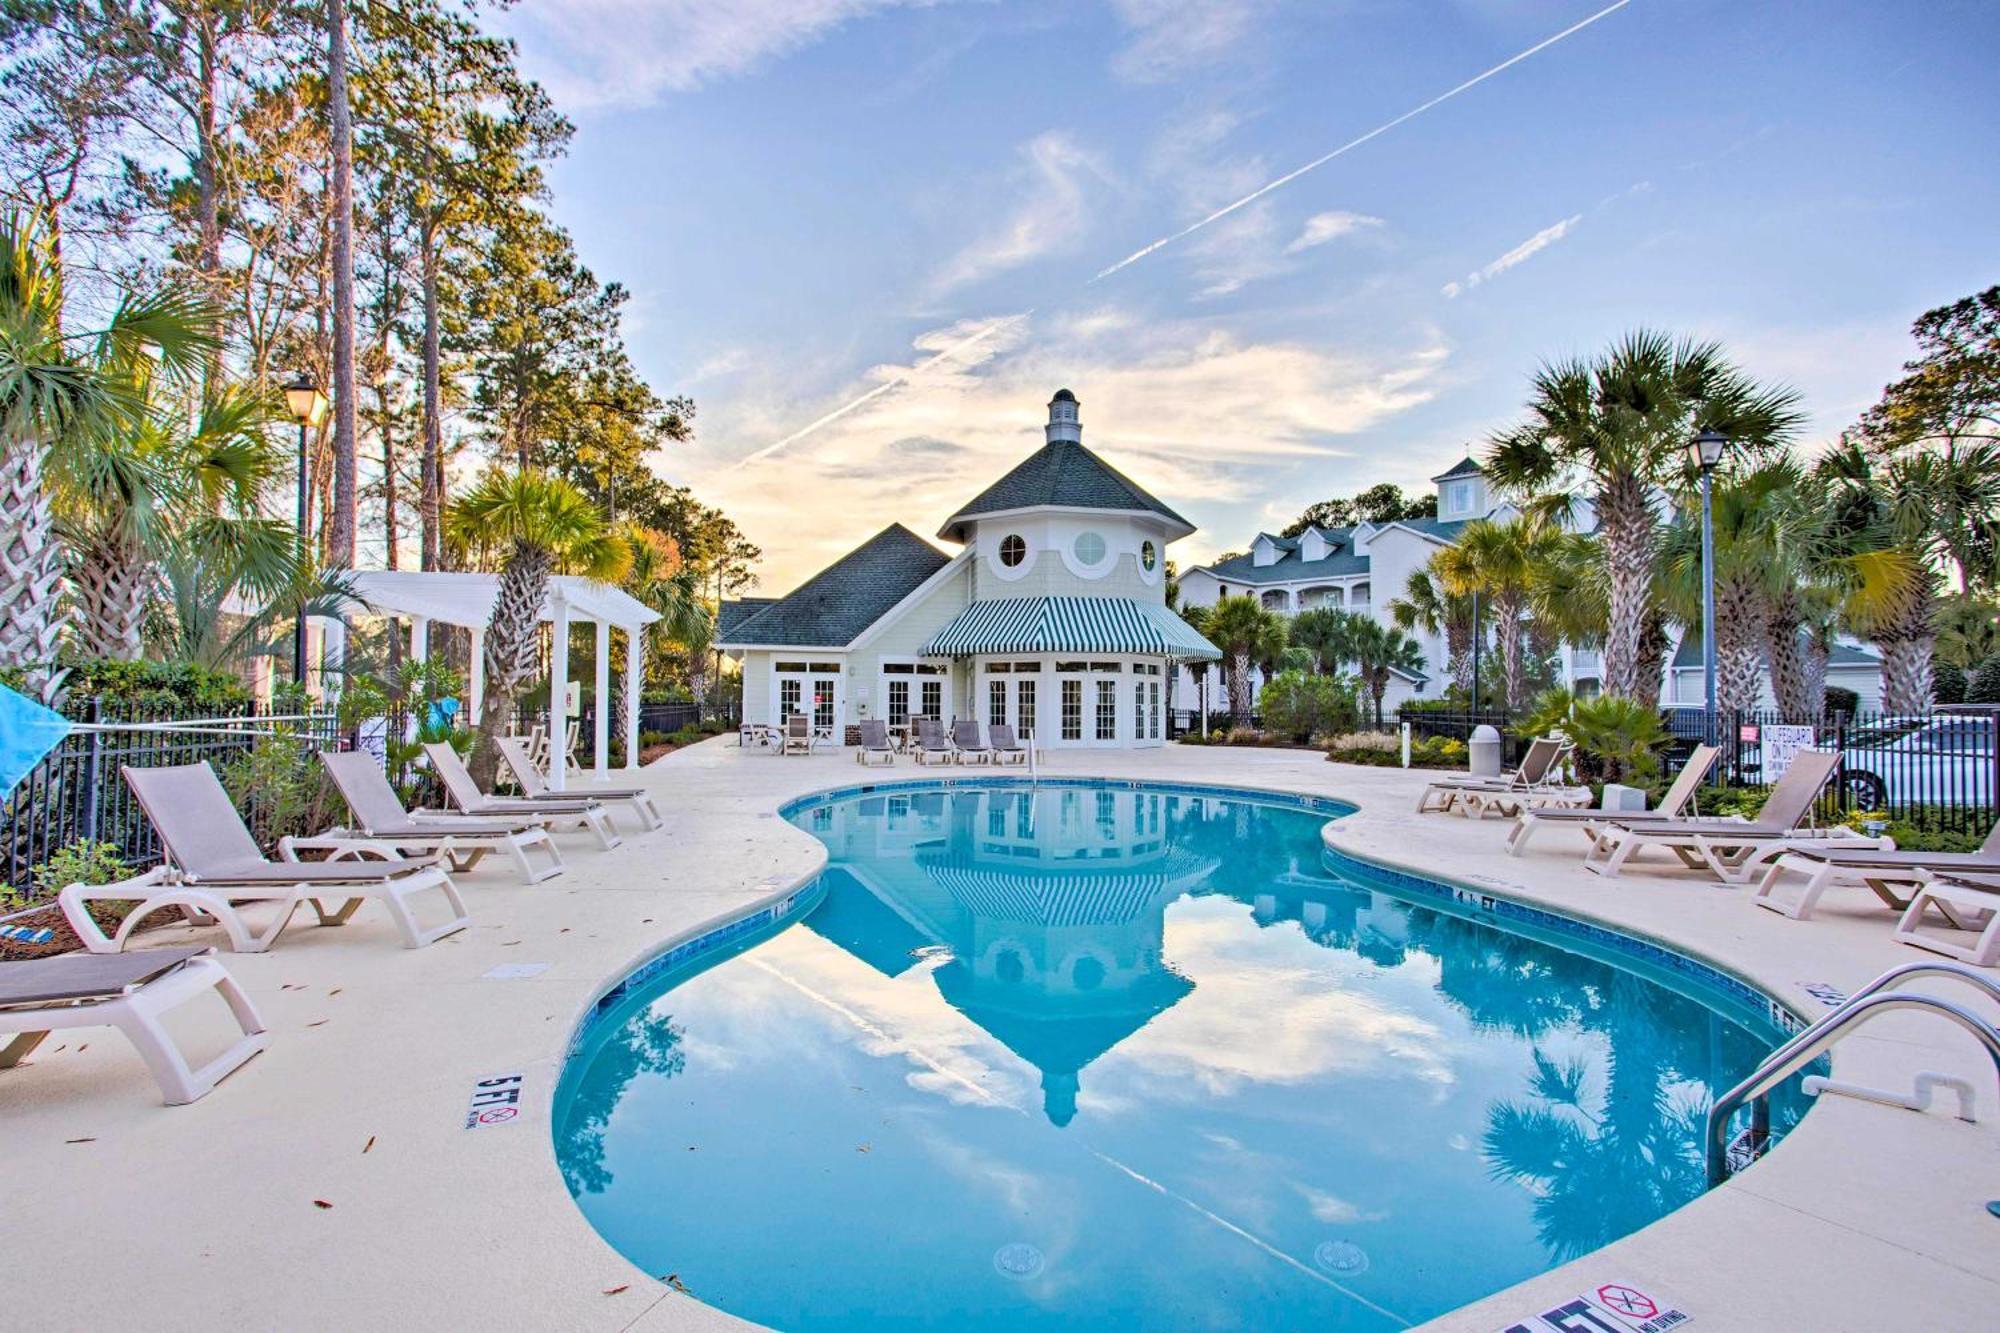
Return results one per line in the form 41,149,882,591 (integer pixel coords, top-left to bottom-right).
556,783,1805,1331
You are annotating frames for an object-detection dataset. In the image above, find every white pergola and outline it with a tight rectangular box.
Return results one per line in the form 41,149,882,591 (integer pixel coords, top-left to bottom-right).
336,571,659,788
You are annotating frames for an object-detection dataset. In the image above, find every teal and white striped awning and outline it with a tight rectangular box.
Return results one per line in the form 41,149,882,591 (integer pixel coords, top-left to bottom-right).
923,596,1221,661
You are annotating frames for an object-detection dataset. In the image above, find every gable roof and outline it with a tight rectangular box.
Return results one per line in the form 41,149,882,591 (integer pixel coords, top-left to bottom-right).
1192,516,1477,585
721,524,951,647
1670,632,1879,671
938,439,1194,542
1432,455,1484,482
716,597,777,639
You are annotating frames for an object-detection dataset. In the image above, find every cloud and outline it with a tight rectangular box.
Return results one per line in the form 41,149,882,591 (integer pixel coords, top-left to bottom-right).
1440,213,1582,298
496,0,945,111
1285,210,1385,255
1294,1184,1387,1225
683,308,1447,588
928,132,1109,296
1109,0,1267,84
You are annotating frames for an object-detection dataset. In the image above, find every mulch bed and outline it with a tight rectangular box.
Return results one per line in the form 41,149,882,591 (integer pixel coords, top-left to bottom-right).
0,898,136,963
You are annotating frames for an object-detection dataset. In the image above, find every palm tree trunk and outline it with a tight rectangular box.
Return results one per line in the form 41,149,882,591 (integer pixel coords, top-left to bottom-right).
1802,632,1830,715
1495,592,1525,709
1715,576,1766,712
0,434,66,700
419,238,444,571
1632,604,1669,707
72,533,148,661
1597,475,1655,700
1875,583,1938,714
1229,651,1251,724
326,0,358,567
1764,587,1811,718
470,541,553,785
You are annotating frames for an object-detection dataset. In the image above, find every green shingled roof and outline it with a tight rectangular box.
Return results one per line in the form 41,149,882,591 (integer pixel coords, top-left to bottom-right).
1195,518,1474,585
720,524,952,647
1432,455,1484,481
938,439,1193,542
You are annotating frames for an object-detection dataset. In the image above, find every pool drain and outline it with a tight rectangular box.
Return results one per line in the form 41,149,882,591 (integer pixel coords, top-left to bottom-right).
993,1243,1045,1280
1313,1240,1369,1276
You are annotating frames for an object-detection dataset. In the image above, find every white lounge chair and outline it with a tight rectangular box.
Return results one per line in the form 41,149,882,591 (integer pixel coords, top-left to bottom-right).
989,723,1030,767
780,712,814,756
1895,872,2000,967
320,750,565,884
1416,737,1571,814
1582,749,1886,881
1506,745,1721,856
1751,819,2000,921
0,946,268,1105
423,742,621,849
950,720,992,765
61,763,470,953
854,719,896,766
496,734,664,830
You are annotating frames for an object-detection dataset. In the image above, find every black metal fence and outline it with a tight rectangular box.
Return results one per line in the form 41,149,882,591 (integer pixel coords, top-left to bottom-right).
1397,702,1998,836
3,699,344,898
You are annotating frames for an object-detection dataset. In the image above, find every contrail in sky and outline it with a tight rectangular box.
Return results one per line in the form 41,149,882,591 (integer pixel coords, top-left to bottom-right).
1092,0,1634,281
739,0,1632,465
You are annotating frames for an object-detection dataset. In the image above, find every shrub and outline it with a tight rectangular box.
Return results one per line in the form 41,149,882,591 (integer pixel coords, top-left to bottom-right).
1564,695,1667,789
1322,733,1464,769
1824,684,1861,717
1969,656,2000,705
218,736,341,851
26,840,131,902
1259,671,1361,744
1933,662,1968,706
58,658,254,716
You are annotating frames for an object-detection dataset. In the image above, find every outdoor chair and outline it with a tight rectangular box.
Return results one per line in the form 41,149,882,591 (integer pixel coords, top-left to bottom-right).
781,712,815,756
854,719,896,766
422,743,621,849
496,735,664,830
319,751,564,884
989,723,1030,766
951,720,992,765
1505,745,1720,856
0,946,267,1105
1750,819,2000,922
1415,737,1570,814
59,763,470,953
1582,749,1887,882
912,717,954,766
1894,871,2000,968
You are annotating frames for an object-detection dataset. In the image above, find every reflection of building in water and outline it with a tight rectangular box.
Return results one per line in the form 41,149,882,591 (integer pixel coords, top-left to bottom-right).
1253,869,1413,968
805,788,1215,1125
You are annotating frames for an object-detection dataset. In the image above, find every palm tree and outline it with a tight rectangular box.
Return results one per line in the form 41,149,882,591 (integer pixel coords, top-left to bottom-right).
1658,461,1801,713
1287,605,1354,676
1177,602,1212,724
447,469,630,782
152,518,359,672
1202,593,1287,725
1346,617,1426,727
622,526,713,706
1389,567,1475,694
0,210,219,698
1432,517,1565,709
1814,436,2000,711
1485,331,1803,703
53,381,281,659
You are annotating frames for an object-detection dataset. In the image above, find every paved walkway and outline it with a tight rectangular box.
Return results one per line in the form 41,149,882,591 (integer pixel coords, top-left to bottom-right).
0,739,1993,1332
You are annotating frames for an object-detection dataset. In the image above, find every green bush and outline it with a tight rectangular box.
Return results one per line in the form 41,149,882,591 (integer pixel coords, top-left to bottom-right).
26,840,131,902
1824,684,1861,716
1259,671,1361,744
58,659,253,715
218,737,341,851
1969,656,2000,705
1323,733,1464,769
1933,662,1968,705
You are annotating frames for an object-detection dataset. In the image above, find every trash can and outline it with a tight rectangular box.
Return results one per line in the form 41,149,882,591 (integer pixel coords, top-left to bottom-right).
1468,725,1503,779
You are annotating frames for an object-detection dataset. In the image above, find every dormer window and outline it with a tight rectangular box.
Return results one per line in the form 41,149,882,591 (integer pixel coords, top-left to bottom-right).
1252,536,1280,567
1299,529,1328,562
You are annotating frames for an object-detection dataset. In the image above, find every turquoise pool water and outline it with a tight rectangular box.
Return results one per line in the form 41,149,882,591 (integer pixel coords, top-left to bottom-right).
556,782,1804,1331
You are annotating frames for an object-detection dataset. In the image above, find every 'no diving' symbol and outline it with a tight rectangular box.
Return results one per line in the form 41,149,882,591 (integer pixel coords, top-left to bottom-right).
477,1106,518,1125
1596,1285,1657,1320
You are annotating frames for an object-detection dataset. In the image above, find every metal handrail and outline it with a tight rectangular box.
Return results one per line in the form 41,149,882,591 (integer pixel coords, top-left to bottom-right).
1705,971,2000,1186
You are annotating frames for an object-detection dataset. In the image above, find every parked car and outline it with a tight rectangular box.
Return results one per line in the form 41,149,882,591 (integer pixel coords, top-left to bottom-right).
1833,714,1996,809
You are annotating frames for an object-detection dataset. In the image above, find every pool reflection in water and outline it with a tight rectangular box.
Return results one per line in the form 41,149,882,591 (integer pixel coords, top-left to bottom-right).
556,784,1802,1331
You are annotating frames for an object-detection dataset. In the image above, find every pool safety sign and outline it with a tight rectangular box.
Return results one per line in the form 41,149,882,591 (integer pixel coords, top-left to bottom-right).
465,1071,526,1129
1494,1281,1690,1333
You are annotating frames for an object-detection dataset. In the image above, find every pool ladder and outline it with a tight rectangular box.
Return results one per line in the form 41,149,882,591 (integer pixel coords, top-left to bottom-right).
1704,960,2000,1186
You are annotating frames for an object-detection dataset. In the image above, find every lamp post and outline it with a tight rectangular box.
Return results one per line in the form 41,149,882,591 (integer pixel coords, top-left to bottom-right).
283,373,329,690
1690,428,1730,745
1469,588,1482,711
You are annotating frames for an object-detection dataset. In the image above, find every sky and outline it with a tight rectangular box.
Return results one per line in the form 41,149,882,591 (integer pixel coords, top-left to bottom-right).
488,0,2000,592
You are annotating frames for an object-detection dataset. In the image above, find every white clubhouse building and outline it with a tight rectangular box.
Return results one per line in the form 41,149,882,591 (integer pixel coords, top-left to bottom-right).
719,390,1219,748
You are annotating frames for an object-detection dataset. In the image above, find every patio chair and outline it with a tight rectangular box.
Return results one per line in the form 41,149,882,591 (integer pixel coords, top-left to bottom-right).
1505,745,1720,856
320,751,564,884
951,720,992,765
989,723,1030,766
854,719,896,766
1582,749,1886,881
1750,819,2000,921
1415,737,1570,814
1894,872,2000,968
912,717,955,766
422,742,621,849
495,735,664,830
781,712,816,756
0,946,267,1105
59,763,470,953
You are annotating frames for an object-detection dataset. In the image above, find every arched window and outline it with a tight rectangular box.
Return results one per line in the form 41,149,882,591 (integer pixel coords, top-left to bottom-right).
999,534,1027,567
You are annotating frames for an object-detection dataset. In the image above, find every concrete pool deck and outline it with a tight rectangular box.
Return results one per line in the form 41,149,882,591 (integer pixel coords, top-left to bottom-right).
1,738,1994,1331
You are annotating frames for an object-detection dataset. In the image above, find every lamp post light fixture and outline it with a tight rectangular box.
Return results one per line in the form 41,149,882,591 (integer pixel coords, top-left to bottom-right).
1689,427,1730,745
283,372,329,691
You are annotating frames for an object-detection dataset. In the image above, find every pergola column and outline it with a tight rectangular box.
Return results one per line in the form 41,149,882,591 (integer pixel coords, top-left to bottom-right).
593,617,611,779
548,592,571,792
624,627,643,772
408,616,429,663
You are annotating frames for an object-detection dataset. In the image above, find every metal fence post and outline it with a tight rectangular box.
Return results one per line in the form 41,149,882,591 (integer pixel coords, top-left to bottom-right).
80,697,103,844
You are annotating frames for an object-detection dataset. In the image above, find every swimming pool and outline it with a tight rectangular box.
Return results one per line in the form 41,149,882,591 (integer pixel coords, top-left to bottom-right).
555,780,1807,1330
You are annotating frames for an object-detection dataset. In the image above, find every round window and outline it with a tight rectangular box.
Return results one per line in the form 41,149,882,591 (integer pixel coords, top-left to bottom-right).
999,534,1027,567
1072,531,1107,565
1140,540,1158,572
